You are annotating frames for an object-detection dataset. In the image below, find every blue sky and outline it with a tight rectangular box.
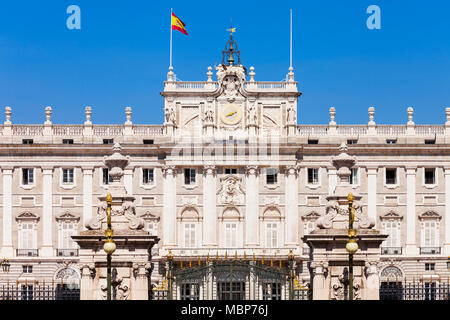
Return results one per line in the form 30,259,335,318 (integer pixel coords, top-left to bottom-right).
0,0,449,125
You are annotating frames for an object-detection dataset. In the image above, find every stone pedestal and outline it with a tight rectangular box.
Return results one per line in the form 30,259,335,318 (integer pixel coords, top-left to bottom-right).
72,143,160,300
303,229,387,300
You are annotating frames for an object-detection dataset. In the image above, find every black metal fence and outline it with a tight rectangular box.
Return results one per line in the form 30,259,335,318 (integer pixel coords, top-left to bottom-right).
380,282,450,300
0,284,80,300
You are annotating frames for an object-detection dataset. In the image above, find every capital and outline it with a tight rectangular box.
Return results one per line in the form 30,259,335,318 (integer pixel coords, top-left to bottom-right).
245,165,259,176
203,165,216,176
162,165,177,176
285,164,299,176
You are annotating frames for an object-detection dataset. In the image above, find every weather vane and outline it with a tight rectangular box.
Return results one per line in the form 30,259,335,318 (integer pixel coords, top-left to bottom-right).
227,19,236,36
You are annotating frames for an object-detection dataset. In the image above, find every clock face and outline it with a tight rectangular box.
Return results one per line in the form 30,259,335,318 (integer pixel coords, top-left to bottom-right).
221,104,242,125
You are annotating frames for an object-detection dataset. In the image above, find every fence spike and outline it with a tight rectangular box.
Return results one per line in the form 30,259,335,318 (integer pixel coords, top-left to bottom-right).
252,252,255,262
198,256,201,266
279,260,282,268
216,251,219,261
234,251,237,261
261,257,265,265
243,252,247,261
395,276,398,285
207,253,210,263
270,258,273,267
225,251,228,261
189,257,192,268
180,261,183,269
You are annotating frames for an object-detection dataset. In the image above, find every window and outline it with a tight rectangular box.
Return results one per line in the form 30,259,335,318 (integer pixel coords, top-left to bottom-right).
62,169,74,184
184,168,196,185
58,221,77,249
385,168,397,185
386,139,397,144
22,168,34,185
145,222,157,236
266,223,278,248
143,139,154,145
305,221,315,234
21,285,33,300
102,168,113,185
22,265,33,273
422,221,438,247
307,139,318,144
425,263,435,271
184,223,196,248
425,139,435,145
225,168,237,175
347,139,358,145
103,139,114,144
62,139,74,144
22,139,33,144
424,168,435,185
224,223,237,248
350,168,359,185
143,169,154,184
181,283,200,300
19,222,36,249
383,221,400,248
266,168,278,185
307,168,319,185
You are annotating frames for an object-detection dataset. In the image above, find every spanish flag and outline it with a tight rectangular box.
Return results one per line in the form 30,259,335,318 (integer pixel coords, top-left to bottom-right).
171,12,188,35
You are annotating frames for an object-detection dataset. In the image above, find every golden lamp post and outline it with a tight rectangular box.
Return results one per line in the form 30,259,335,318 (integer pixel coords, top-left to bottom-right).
103,193,116,300
346,193,358,300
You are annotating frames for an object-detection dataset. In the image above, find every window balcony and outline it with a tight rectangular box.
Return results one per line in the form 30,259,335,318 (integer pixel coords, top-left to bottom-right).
56,249,79,257
302,247,311,255
381,247,402,255
420,247,441,255
16,249,39,257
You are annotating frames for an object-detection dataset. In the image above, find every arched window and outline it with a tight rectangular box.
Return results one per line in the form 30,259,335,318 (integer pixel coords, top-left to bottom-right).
262,206,282,248
220,207,242,248
16,212,39,256
179,207,201,248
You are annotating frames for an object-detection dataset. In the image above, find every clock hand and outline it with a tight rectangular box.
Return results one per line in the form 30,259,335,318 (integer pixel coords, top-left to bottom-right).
226,111,237,117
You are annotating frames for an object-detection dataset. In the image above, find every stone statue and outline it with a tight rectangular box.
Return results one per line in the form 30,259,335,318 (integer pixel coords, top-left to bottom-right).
247,103,257,125
165,105,176,125
287,105,296,123
204,106,214,124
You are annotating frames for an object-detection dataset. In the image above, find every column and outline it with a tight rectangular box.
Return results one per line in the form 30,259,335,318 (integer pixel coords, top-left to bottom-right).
80,264,95,300
124,167,134,195
405,167,419,255
444,167,450,255
162,165,177,246
327,167,337,195
41,167,54,256
364,261,380,300
285,165,299,245
132,262,150,300
311,261,329,300
82,167,93,230
1,167,14,257
245,166,259,246
203,165,217,246
367,167,378,229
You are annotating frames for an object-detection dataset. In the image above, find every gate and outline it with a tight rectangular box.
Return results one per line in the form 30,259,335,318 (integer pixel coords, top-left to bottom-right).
380,280,450,300
151,253,311,300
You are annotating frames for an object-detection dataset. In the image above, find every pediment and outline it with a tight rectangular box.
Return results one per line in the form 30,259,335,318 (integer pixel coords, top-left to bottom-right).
302,211,321,221
56,210,80,221
380,210,403,220
139,210,160,220
418,210,441,220
262,206,281,219
16,211,39,221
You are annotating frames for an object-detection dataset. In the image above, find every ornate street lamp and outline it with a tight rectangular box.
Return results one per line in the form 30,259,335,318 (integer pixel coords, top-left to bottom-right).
1,258,10,273
346,193,358,300
103,193,116,300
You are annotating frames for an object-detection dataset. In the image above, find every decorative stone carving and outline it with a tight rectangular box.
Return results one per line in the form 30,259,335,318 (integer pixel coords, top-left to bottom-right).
365,261,380,278
286,104,296,124
162,165,177,176
203,105,215,124
122,201,145,230
380,265,403,278
245,165,259,176
85,202,107,230
203,165,216,176
247,102,257,125
164,104,176,125
331,269,361,300
217,175,245,205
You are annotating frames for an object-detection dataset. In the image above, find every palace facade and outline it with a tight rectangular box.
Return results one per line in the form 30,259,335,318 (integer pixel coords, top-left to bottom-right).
1,36,449,299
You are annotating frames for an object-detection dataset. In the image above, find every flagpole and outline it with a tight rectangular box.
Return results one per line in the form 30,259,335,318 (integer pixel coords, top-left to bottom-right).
170,8,173,68
290,8,292,69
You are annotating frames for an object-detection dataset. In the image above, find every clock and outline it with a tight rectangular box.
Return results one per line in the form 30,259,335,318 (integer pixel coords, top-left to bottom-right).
220,104,242,125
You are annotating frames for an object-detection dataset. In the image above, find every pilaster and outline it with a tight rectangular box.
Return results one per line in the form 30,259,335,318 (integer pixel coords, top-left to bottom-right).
203,165,217,246
285,165,299,245
1,167,14,257
245,165,259,246
443,167,450,255
162,165,177,246
366,166,378,229
41,166,54,256
405,166,419,255
82,167,94,230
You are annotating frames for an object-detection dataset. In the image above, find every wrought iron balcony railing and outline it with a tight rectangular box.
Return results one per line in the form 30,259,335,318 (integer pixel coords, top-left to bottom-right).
56,249,79,257
16,249,39,257
381,247,402,255
420,247,441,255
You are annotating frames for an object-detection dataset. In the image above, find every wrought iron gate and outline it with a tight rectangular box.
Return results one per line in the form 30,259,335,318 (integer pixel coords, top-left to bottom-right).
151,255,311,300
